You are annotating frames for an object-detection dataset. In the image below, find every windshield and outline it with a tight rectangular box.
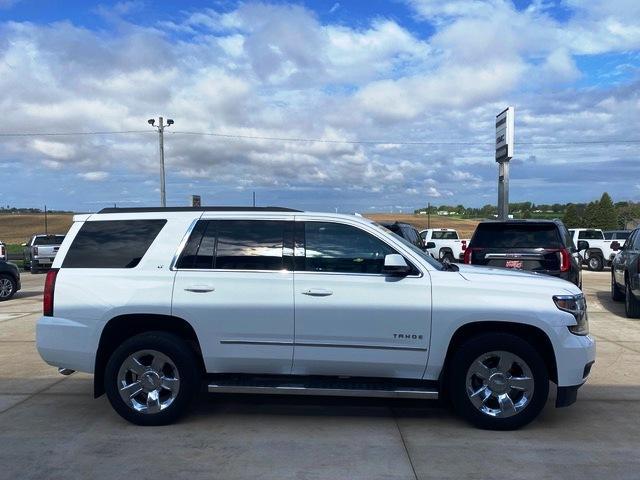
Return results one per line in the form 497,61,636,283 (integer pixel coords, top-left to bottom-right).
374,224,443,270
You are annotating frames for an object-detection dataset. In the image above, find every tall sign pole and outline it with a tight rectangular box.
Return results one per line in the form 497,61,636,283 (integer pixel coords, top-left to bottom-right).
148,116,174,207
495,107,515,220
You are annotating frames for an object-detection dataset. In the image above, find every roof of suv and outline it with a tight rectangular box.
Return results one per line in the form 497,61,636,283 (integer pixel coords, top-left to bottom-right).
98,206,300,214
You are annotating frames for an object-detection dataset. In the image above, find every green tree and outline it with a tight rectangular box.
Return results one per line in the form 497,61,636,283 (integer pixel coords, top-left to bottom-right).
582,201,601,228
598,192,618,230
563,204,582,227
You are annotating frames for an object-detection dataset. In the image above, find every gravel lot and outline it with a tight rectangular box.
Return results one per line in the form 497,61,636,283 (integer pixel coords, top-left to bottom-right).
1,270,639,479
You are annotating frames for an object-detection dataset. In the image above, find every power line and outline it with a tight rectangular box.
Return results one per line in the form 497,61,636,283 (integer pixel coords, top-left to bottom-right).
1,128,639,146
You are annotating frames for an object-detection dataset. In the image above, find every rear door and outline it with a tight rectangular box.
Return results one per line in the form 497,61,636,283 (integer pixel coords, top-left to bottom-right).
468,223,564,272
172,218,295,375
292,219,431,379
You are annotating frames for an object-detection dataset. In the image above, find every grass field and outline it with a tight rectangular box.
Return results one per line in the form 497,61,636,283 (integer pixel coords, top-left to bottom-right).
0,212,481,246
365,214,480,238
0,214,74,244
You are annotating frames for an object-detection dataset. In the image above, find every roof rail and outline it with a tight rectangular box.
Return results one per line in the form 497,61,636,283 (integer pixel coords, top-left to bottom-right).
97,206,301,214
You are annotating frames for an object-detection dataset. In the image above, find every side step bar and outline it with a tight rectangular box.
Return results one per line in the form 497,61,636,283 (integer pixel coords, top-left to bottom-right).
207,376,438,400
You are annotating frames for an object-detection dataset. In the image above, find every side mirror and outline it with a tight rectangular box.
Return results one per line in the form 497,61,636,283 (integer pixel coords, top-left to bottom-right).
383,254,411,276
425,242,436,249
577,240,589,251
611,241,621,251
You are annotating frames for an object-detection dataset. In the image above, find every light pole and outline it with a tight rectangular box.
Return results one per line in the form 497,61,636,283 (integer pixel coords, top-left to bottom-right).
148,117,174,207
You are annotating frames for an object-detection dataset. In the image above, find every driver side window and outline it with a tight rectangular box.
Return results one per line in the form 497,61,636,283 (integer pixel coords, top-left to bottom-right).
298,222,397,274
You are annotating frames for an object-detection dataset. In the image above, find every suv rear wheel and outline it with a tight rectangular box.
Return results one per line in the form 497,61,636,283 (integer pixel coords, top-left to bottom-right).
611,272,625,301
450,333,549,430
0,274,16,301
104,331,200,426
625,283,640,318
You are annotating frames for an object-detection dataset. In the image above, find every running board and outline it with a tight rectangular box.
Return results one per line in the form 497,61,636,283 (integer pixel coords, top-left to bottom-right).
207,376,439,400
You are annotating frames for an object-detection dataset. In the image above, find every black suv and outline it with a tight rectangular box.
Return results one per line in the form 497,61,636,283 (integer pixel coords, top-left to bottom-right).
464,220,584,287
379,222,426,250
611,227,640,317
0,260,21,301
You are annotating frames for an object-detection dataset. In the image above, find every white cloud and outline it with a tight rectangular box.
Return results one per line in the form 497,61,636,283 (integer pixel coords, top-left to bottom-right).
78,171,109,181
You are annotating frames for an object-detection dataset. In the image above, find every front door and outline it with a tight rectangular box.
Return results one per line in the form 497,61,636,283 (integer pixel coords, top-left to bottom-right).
292,220,431,379
172,218,294,374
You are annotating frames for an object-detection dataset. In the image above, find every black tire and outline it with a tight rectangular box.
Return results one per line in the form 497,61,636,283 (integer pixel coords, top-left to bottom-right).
104,331,201,426
611,272,625,301
587,254,603,271
0,274,17,301
625,282,640,318
441,252,455,264
449,332,549,431
30,261,39,274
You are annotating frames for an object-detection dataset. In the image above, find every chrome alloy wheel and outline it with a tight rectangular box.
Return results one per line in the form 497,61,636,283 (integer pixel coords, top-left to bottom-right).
465,350,534,418
0,277,14,298
117,350,180,414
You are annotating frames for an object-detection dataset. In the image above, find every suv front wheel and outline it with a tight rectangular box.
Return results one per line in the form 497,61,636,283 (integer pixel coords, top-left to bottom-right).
450,333,549,430
104,331,200,426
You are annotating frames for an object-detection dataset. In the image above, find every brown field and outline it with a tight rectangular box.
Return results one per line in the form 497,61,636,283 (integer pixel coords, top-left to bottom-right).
365,214,480,238
0,214,74,244
0,212,481,244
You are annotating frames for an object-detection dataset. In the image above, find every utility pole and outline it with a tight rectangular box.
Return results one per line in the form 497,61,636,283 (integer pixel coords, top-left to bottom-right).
148,116,174,207
44,205,48,235
495,107,515,220
427,202,431,229
252,191,256,207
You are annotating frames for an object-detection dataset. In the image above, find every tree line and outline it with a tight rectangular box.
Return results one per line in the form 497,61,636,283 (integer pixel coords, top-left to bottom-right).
415,192,640,230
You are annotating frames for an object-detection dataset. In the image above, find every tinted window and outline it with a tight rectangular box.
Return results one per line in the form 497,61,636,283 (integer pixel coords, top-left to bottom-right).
178,220,287,271
604,231,613,240
616,231,631,240
34,235,65,245
401,226,424,248
300,222,396,273
634,231,640,250
62,220,166,268
578,230,604,240
431,231,458,240
471,223,562,248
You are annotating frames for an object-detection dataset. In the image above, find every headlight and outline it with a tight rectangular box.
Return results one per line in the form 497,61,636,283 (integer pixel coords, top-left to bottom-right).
553,294,589,335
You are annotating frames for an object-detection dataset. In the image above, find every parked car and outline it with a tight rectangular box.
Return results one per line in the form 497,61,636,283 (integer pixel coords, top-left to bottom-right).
611,227,640,317
22,234,66,273
0,260,21,301
379,221,426,250
0,241,6,261
36,207,595,430
420,228,469,263
464,220,584,288
604,230,631,243
568,228,617,271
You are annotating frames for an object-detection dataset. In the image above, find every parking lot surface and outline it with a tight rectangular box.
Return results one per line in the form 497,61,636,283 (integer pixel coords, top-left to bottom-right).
1,270,639,479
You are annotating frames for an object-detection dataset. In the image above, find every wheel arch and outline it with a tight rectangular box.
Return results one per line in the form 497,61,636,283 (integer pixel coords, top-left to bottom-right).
438,321,558,396
93,313,205,398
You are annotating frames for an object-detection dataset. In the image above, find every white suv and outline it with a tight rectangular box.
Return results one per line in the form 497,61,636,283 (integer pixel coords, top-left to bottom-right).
36,207,595,430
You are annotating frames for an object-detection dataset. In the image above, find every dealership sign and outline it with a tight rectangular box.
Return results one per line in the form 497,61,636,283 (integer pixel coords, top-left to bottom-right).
495,106,514,162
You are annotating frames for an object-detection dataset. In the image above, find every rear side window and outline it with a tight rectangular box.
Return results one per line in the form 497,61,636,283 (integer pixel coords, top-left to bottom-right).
177,220,289,271
401,226,424,248
471,223,562,248
34,235,65,245
62,220,166,268
578,230,604,240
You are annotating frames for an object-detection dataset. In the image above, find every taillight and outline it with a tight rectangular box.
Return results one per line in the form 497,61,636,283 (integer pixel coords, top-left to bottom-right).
464,248,473,264
43,268,59,317
0,245,4,257
461,240,467,251
33,246,38,256
559,248,571,272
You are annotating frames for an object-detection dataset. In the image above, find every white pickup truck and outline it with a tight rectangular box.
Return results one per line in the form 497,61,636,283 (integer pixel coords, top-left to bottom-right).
420,228,468,263
568,228,619,271
0,241,6,261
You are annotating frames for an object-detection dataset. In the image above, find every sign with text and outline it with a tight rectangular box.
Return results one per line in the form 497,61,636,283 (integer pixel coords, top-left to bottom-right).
495,106,514,162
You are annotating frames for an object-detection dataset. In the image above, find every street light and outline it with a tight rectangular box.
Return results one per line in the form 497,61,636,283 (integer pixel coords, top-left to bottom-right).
148,116,174,207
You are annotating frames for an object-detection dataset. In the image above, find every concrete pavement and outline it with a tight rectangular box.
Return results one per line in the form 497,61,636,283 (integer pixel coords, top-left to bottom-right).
1,270,639,479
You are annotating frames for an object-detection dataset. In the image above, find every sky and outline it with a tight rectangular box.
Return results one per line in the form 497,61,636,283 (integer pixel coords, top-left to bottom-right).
0,0,639,213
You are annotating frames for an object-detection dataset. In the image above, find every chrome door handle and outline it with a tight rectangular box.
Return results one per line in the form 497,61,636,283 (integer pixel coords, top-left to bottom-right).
185,286,215,293
302,288,333,297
